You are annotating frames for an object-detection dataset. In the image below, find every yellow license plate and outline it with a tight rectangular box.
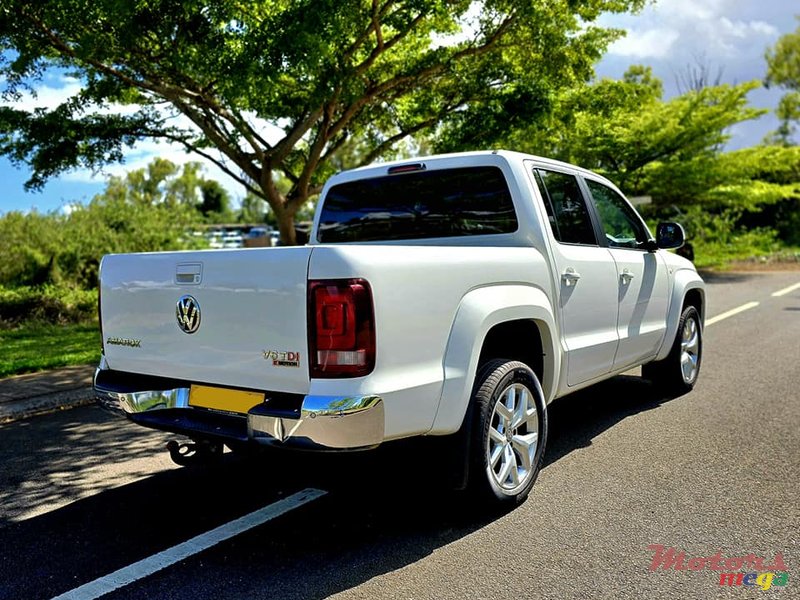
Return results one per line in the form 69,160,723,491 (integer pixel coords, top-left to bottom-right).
189,385,264,414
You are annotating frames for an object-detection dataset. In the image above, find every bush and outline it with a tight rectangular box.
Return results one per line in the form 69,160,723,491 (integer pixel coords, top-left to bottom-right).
0,285,97,326
0,198,207,290
645,205,783,268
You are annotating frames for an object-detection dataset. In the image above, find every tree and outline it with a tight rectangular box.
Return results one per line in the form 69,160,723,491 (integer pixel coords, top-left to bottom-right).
102,158,205,206
765,20,800,145
502,66,765,205
239,193,266,223
199,179,233,220
0,0,645,244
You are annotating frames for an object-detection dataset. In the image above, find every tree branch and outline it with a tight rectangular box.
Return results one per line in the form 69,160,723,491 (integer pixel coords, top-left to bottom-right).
358,116,441,166
20,8,269,172
351,11,426,80
152,131,263,198
373,0,384,48
171,98,260,183
319,132,351,164
341,0,396,64
328,13,517,140
269,108,324,164
290,104,334,204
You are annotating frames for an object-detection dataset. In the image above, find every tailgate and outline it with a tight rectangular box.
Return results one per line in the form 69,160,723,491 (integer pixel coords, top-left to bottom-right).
100,247,312,394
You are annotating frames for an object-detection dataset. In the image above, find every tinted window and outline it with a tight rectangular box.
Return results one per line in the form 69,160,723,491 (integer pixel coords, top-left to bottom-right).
586,179,649,249
317,167,517,243
534,169,597,245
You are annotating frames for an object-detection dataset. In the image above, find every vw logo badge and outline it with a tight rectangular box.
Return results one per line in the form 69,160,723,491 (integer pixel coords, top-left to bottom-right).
176,295,201,334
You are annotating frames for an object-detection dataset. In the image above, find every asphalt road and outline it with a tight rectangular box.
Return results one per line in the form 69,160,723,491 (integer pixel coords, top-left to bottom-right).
0,271,798,600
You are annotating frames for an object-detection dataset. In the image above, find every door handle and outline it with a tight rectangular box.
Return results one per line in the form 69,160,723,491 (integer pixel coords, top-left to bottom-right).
562,267,581,287
620,269,635,284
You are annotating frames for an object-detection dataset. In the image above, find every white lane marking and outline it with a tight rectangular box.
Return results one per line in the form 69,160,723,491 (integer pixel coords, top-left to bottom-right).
771,282,800,297
52,488,327,600
705,301,760,326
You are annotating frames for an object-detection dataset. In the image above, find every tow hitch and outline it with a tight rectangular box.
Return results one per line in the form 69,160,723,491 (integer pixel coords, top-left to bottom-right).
166,439,223,466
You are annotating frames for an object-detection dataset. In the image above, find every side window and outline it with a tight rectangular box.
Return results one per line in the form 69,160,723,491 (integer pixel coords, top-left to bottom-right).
585,179,649,249
534,169,597,245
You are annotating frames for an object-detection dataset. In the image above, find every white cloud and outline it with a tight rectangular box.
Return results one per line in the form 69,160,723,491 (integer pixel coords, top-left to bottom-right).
608,28,680,58
712,17,779,53
1,76,82,111
61,137,250,204
653,0,724,21
602,0,782,61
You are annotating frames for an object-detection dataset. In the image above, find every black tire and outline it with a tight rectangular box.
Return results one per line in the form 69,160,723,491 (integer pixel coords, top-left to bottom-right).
643,305,702,395
467,359,548,505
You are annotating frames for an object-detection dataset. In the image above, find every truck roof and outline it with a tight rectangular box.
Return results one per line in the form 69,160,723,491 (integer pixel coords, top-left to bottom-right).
327,149,613,188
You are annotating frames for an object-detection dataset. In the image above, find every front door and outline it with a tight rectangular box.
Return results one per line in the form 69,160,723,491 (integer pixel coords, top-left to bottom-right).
583,178,669,369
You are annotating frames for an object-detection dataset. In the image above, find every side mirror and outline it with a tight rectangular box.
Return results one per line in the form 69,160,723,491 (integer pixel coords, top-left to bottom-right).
656,222,685,250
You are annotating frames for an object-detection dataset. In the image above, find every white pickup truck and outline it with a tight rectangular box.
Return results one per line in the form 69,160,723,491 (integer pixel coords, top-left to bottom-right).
95,150,705,504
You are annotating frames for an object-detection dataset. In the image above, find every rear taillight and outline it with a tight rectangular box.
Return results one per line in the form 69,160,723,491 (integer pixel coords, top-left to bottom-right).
309,279,375,378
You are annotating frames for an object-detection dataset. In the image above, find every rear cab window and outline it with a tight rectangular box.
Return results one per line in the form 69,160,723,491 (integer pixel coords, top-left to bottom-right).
317,166,518,243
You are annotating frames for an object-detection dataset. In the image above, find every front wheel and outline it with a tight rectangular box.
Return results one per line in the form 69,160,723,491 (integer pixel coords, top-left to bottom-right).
643,305,703,395
468,360,548,505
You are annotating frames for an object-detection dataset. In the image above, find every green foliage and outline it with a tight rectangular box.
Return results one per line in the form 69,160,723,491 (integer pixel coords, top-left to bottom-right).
199,179,233,221
0,285,97,326
765,20,800,144
0,210,63,286
0,0,646,243
504,66,766,201
238,193,267,223
0,158,208,290
665,207,781,269
0,321,100,377
499,64,800,266
642,145,800,265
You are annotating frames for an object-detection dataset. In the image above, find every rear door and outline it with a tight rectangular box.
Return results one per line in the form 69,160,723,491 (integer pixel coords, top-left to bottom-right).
100,247,313,393
532,167,619,386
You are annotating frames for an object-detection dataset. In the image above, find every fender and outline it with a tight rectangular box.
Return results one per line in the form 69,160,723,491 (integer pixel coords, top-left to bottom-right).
429,284,559,435
654,268,706,361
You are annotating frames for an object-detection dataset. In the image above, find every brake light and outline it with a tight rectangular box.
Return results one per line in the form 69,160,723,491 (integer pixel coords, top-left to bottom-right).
387,163,426,175
309,279,375,378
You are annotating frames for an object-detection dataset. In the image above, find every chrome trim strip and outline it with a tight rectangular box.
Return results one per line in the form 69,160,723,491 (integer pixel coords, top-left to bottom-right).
248,395,384,450
95,386,190,416
94,370,384,450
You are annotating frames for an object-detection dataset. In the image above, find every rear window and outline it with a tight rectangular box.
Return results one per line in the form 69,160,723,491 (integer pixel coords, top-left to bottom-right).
317,166,518,243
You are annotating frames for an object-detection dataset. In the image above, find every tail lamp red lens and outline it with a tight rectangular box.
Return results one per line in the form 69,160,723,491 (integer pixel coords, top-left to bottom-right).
309,279,375,378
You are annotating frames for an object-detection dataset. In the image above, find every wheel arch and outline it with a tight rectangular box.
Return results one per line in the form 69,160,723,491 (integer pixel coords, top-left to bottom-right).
655,269,706,362
429,284,559,435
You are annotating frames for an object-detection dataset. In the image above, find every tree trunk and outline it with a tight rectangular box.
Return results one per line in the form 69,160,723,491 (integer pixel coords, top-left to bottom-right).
275,207,298,246
259,165,299,246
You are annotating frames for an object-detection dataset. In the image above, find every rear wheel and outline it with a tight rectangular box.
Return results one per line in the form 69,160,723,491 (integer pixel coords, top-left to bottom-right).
468,360,547,505
643,305,702,395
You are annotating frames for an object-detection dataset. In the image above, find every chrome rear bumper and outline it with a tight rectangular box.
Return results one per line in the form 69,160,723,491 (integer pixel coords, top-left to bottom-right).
94,369,384,450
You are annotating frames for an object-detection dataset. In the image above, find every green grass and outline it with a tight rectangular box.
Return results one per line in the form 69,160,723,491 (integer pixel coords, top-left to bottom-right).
0,321,100,378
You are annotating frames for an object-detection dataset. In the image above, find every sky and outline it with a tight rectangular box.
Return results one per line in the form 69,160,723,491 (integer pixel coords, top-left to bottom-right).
0,0,797,215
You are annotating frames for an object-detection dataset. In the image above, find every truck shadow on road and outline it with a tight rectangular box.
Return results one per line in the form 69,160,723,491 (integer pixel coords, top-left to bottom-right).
0,375,680,599
543,373,677,467
0,405,177,526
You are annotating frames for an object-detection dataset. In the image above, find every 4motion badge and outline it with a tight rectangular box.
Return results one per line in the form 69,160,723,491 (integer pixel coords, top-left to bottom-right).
176,295,201,334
